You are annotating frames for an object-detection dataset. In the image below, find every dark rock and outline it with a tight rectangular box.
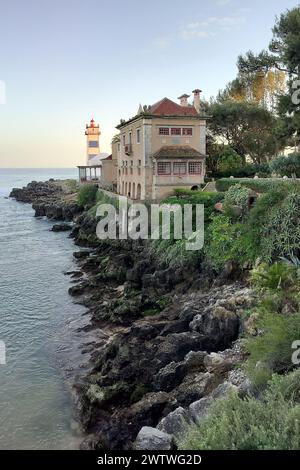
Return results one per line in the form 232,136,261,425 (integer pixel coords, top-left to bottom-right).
73,251,91,259
51,223,72,232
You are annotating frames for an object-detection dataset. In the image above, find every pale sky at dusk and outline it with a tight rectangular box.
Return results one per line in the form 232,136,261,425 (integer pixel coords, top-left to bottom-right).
0,0,297,168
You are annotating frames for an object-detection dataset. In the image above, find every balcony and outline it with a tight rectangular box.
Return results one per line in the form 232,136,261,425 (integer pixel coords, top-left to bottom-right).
125,144,132,155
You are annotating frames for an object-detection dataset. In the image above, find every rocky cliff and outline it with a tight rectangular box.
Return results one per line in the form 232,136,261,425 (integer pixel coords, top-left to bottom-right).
10,181,255,450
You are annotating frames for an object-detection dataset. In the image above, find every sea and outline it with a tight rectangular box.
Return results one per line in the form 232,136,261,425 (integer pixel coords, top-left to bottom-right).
0,168,88,449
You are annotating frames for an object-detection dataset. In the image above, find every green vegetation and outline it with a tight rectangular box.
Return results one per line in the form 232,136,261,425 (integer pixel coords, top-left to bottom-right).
215,177,300,193
222,183,250,218
243,262,300,388
148,190,224,268
270,153,300,178
77,184,98,207
208,101,282,165
180,370,300,450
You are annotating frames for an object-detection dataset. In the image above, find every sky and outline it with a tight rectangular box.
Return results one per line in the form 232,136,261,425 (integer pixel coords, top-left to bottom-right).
0,0,298,168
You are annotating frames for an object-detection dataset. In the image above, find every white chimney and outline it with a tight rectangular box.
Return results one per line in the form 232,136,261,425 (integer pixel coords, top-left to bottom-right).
192,89,202,113
178,94,190,106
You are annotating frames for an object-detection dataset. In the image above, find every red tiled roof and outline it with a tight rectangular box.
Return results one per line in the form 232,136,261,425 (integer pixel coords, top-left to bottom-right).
149,97,198,116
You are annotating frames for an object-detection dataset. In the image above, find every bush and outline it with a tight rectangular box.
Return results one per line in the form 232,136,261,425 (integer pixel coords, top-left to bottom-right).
223,184,250,218
243,262,300,388
214,163,271,179
216,147,243,173
204,214,245,270
169,190,224,223
215,177,300,193
244,311,300,388
270,153,300,178
179,369,300,450
77,184,98,207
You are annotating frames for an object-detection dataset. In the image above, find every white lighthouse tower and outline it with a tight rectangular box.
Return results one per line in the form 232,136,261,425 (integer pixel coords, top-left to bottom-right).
85,118,100,165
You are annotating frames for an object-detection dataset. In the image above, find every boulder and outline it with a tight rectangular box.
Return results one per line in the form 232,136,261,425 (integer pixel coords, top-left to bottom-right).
157,407,191,437
189,396,214,424
134,427,174,450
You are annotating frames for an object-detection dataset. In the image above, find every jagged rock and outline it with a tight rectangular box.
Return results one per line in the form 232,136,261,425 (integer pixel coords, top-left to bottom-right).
153,361,187,392
157,407,191,437
189,306,240,351
134,427,174,450
73,251,91,259
189,396,214,424
184,351,207,372
203,351,236,374
51,223,72,232
211,381,238,399
228,369,252,397
154,332,204,365
172,372,215,406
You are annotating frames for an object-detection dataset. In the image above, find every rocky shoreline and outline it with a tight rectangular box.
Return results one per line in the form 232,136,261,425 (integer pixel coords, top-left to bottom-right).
10,180,255,450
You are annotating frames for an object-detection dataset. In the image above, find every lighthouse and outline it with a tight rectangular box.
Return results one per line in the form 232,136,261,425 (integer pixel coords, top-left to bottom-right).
85,118,100,165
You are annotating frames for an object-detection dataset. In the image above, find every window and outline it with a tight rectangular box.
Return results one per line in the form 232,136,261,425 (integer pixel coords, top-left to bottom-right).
136,129,141,144
88,140,98,147
159,127,169,135
173,162,186,175
122,134,126,146
129,131,132,145
131,160,133,166
157,162,171,175
138,159,141,166
171,128,181,135
182,128,193,136
188,162,202,174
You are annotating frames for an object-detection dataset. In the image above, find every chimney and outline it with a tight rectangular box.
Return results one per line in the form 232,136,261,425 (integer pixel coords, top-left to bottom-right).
192,89,202,112
178,94,190,107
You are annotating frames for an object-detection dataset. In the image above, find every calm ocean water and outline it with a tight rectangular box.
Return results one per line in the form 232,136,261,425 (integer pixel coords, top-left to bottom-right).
0,168,88,449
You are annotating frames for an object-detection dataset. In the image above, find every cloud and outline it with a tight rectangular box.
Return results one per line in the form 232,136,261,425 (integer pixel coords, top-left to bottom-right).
180,15,246,40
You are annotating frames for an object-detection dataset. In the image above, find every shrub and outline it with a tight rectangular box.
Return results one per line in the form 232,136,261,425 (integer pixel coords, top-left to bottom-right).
169,190,224,223
214,162,271,179
244,262,300,388
223,184,250,218
179,369,300,450
216,147,243,173
244,311,300,388
204,214,245,270
270,153,300,178
215,177,300,193
257,192,300,262
77,184,98,207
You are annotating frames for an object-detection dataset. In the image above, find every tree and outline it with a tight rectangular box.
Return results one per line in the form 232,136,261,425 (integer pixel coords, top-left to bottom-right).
218,70,285,111
237,7,300,149
208,101,282,164
270,153,300,178
216,147,242,173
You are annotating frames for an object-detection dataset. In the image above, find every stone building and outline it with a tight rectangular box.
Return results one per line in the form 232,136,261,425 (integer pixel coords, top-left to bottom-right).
115,89,208,200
